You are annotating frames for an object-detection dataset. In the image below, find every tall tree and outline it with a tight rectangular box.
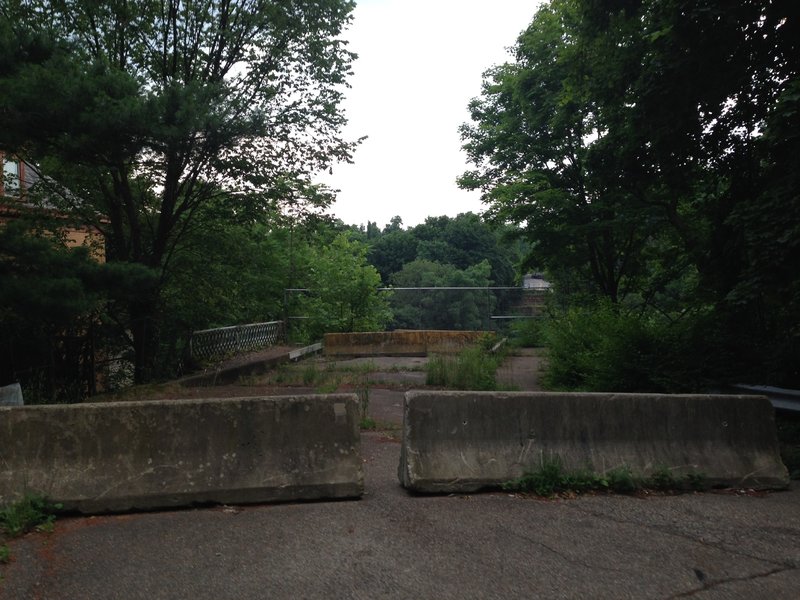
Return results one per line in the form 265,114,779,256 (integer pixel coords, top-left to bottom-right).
389,259,494,331
458,0,657,303
460,0,800,383
299,233,392,340
0,0,358,381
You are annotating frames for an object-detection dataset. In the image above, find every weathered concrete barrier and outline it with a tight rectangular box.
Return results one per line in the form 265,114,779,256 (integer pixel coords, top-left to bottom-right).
1,394,363,513
0,383,23,406
324,330,490,357
398,391,789,493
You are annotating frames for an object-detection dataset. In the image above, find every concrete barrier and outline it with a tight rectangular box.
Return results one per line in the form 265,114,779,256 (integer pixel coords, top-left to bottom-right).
0,383,23,406
398,391,789,493
324,330,490,357
0,394,363,513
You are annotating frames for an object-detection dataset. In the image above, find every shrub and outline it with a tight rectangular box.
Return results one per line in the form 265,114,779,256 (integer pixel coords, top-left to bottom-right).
541,302,718,392
508,318,545,348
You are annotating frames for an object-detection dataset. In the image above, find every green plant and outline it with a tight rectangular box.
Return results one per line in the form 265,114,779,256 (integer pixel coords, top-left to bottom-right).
509,318,544,348
315,378,341,394
359,417,377,430
0,544,10,564
502,458,599,496
356,378,370,421
503,459,568,496
0,493,61,538
540,302,715,393
426,345,503,390
302,362,319,385
606,466,639,493
649,466,677,491
502,460,709,497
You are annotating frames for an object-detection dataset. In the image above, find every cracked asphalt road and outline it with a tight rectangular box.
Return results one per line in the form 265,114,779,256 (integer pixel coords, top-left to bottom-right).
2,430,798,600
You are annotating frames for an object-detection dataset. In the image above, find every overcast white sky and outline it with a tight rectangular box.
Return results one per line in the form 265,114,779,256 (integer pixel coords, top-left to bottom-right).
320,0,541,229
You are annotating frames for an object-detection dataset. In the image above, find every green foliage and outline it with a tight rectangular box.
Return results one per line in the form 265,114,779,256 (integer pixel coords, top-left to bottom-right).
459,0,658,304
365,213,520,287
0,544,9,564
541,302,724,392
367,230,419,284
301,363,320,386
298,233,392,341
504,460,570,496
426,344,502,391
604,467,638,494
649,467,677,491
359,417,378,430
0,494,61,538
0,218,156,400
356,379,374,429
503,459,707,496
0,0,359,383
508,318,545,348
390,259,494,331
460,0,800,386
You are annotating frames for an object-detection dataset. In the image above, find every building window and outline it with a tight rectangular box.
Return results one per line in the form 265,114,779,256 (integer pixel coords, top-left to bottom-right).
1,155,29,197
2,157,21,195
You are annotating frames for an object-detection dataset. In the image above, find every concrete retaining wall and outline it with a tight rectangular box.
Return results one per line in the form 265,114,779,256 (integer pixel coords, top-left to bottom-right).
0,394,363,513
398,391,789,493
324,330,490,357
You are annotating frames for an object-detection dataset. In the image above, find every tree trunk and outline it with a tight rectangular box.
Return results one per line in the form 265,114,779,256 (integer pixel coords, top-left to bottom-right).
129,294,160,385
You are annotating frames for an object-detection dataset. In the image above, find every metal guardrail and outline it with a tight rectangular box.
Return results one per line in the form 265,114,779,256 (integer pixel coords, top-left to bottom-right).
728,384,800,414
189,321,285,361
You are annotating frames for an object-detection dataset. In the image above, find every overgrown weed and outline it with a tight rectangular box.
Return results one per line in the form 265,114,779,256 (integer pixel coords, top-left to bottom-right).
0,493,61,538
503,458,708,496
426,344,504,390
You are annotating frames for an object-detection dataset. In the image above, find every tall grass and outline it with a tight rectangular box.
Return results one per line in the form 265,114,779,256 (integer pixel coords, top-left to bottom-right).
426,345,503,390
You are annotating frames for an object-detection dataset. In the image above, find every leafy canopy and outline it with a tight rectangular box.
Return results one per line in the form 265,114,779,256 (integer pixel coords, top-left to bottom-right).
0,0,360,381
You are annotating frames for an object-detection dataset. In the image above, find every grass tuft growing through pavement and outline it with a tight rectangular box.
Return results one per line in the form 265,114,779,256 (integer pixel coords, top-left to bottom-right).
0,493,61,538
503,458,709,496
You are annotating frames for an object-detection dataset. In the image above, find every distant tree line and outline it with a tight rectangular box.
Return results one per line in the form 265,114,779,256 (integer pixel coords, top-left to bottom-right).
344,212,528,331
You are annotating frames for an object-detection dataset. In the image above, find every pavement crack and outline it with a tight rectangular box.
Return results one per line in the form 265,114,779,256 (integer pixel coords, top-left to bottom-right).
563,502,794,570
668,565,797,598
502,527,631,574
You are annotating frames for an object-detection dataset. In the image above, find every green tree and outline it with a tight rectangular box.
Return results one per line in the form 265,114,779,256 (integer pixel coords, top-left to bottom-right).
0,0,358,382
0,218,154,400
459,0,658,304
156,202,297,372
299,233,392,340
389,259,494,330
367,229,419,283
572,0,800,383
460,0,800,384
411,213,517,286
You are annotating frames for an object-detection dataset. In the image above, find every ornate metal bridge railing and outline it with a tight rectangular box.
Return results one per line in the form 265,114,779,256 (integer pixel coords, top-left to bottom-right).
189,320,285,361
